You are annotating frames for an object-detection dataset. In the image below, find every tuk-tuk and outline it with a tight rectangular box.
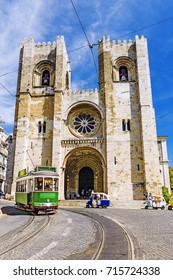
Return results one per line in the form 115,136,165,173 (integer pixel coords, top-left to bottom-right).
168,196,173,210
86,192,110,208
144,194,166,210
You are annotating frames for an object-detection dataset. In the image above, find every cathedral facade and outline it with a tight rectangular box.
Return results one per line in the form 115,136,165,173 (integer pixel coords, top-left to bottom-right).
11,35,170,201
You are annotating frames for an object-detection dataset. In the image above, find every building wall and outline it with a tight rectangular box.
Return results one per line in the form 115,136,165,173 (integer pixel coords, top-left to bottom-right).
5,135,13,193
158,136,171,192
11,35,170,200
0,127,8,192
98,35,162,199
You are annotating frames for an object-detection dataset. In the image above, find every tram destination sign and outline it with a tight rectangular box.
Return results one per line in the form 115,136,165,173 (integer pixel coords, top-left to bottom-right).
36,166,57,172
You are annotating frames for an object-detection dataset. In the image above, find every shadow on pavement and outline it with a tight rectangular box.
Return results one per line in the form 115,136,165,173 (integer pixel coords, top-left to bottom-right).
1,206,57,216
1,206,31,216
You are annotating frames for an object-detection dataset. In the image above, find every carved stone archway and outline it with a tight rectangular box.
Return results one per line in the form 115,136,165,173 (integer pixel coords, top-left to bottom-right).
63,147,106,199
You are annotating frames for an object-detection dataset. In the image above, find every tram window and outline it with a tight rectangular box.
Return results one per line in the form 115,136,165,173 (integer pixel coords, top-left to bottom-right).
16,182,21,192
35,177,43,191
53,178,58,191
28,179,33,191
21,183,26,192
44,178,53,191
16,180,26,192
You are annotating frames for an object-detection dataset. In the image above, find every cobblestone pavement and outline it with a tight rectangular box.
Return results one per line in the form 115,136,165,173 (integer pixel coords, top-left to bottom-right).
85,208,173,260
0,201,97,260
1,200,173,260
0,200,31,237
25,209,97,260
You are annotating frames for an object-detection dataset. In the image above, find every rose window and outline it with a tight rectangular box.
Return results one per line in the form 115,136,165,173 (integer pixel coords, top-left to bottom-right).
73,113,96,134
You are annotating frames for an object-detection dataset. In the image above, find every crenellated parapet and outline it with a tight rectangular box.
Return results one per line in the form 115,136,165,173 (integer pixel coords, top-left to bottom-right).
67,88,98,96
20,36,67,54
21,35,65,47
99,35,146,54
99,34,146,45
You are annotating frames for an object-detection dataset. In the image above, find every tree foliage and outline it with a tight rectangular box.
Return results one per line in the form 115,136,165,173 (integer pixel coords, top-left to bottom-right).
162,186,171,203
169,167,173,189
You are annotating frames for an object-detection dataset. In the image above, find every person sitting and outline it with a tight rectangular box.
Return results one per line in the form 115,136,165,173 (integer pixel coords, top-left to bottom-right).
96,194,100,207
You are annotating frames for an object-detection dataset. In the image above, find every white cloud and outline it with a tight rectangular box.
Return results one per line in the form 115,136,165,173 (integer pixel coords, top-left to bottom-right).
0,0,173,168
0,0,60,128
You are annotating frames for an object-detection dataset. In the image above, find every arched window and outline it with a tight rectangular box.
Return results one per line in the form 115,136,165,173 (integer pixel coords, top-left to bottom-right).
119,66,128,81
122,119,131,131
42,70,50,85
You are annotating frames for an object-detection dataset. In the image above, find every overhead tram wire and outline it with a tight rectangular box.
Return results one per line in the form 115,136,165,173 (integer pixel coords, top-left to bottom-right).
70,0,98,80
0,82,16,98
0,15,173,81
0,69,18,78
70,0,90,47
92,15,173,46
1,15,173,97
0,81,38,128
1,16,172,150
0,46,89,80
112,16,173,41
2,79,171,156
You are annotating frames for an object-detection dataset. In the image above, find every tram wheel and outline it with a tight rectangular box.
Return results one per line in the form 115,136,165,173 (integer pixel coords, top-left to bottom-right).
34,209,39,215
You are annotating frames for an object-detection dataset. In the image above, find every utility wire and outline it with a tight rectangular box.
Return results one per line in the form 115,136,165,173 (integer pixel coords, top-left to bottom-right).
0,82,16,98
0,70,18,78
70,0,91,48
112,16,173,41
0,81,38,128
1,15,173,81
1,78,173,128
70,0,98,79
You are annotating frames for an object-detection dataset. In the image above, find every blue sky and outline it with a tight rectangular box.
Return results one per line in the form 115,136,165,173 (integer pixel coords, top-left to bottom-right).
0,0,173,165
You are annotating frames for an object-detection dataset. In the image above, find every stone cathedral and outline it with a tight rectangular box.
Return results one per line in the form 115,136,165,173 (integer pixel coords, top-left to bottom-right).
11,35,170,202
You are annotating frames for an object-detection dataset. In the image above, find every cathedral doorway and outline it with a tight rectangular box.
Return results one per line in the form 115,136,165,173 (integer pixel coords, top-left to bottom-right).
63,147,106,199
79,167,94,197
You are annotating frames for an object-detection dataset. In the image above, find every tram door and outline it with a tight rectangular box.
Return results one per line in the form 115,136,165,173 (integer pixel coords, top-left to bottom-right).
79,167,94,197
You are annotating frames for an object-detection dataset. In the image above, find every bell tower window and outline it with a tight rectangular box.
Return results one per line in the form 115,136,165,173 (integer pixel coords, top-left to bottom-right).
38,121,46,134
119,66,128,81
122,119,131,131
42,70,50,86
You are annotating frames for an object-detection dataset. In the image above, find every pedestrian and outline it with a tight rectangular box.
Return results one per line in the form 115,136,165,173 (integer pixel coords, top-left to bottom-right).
81,189,85,198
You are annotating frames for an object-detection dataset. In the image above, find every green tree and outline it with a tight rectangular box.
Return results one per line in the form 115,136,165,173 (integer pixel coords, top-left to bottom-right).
162,186,171,203
169,167,173,192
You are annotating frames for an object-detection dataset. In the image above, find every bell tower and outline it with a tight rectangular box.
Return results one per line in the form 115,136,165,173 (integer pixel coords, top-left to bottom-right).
11,36,70,194
98,35,162,200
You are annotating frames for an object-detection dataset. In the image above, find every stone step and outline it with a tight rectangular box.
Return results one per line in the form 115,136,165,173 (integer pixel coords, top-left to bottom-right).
58,199,145,209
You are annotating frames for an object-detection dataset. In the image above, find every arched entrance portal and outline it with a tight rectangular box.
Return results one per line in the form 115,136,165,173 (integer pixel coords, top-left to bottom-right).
64,147,106,199
79,167,94,197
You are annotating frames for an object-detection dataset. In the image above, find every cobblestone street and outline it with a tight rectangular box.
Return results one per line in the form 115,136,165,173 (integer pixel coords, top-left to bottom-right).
1,200,173,260
89,208,173,260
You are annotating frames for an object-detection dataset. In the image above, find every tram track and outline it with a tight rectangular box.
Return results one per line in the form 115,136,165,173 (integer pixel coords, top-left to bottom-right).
63,208,133,260
0,210,50,259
